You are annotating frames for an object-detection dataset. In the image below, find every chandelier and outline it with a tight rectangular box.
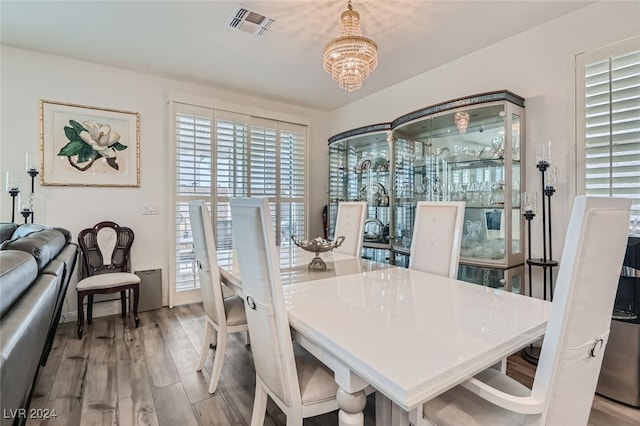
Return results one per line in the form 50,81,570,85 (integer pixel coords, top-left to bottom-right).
454,111,470,134
323,0,378,92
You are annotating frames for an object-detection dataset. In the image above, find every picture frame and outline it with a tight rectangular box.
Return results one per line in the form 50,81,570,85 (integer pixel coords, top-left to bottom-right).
40,100,140,187
484,208,505,240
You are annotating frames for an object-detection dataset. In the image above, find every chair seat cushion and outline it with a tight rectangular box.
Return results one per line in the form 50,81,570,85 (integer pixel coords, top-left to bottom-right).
223,295,247,326
422,368,530,426
76,272,140,291
294,343,339,406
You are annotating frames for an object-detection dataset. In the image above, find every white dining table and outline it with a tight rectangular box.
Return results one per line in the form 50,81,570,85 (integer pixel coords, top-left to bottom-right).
219,245,551,426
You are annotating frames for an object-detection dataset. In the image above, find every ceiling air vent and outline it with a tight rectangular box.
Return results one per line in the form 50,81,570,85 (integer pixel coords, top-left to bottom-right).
227,5,275,37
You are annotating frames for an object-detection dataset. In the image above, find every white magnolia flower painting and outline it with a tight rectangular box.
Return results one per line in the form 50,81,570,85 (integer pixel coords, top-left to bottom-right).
41,100,140,187
58,119,128,171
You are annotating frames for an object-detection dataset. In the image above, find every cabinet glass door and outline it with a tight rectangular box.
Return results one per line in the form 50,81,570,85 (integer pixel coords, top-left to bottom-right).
328,129,393,255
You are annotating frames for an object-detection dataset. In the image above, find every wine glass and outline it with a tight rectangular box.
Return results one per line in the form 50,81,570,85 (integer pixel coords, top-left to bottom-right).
491,137,504,159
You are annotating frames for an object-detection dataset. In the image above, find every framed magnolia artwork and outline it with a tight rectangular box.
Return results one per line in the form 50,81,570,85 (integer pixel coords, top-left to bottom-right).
40,100,140,187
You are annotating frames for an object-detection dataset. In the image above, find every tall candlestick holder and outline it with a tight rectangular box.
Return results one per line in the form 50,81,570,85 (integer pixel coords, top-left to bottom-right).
522,191,540,365
26,153,39,224
27,168,38,223
528,160,558,302
8,188,20,222
6,171,21,222
522,146,558,365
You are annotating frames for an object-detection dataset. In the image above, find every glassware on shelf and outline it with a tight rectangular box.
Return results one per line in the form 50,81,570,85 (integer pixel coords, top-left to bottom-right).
490,182,505,206
491,137,504,159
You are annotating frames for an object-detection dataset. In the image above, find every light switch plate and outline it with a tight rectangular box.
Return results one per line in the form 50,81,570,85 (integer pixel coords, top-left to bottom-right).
143,204,159,215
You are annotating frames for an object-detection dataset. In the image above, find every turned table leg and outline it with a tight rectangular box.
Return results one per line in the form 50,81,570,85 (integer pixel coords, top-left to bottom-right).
337,388,366,426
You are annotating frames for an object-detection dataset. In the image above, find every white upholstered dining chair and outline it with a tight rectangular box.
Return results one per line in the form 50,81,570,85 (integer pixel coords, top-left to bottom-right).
230,197,339,426
411,196,632,426
188,200,248,394
333,201,367,258
409,201,465,278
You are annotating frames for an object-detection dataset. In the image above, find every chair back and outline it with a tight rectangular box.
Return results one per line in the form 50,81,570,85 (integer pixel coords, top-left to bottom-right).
78,221,134,278
230,197,302,408
409,201,465,278
188,200,227,327
334,201,367,257
531,196,631,425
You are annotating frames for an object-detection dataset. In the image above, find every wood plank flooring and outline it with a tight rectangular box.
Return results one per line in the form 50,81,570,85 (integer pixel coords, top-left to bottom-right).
27,305,640,425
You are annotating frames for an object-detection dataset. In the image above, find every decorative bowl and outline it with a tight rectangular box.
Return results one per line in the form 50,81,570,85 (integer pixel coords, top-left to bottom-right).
291,235,345,271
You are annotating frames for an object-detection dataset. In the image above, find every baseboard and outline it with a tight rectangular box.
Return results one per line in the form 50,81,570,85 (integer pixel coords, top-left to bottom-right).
61,300,124,323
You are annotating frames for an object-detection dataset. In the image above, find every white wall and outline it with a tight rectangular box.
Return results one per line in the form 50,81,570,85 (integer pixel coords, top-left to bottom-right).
326,1,640,298
0,46,330,319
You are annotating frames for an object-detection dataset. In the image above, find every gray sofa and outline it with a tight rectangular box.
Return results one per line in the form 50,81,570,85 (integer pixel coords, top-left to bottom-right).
0,223,77,426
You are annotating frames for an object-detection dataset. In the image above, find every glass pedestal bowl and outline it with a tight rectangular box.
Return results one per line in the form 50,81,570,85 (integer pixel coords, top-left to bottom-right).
291,235,345,271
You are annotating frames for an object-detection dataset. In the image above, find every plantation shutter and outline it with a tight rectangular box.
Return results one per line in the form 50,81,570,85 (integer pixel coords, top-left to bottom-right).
578,39,640,232
172,103,307,295
279,122,307,242
174,104,214,292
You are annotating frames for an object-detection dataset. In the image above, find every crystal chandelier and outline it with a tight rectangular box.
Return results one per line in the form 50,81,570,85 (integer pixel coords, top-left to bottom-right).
454,111,470,134
323,0,378,92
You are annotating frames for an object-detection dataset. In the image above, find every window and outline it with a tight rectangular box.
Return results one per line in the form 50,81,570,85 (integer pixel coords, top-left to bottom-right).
171,103,307,301
577,37,640,233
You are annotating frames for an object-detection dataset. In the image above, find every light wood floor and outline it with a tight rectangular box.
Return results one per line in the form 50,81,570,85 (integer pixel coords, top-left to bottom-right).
27,304,640,425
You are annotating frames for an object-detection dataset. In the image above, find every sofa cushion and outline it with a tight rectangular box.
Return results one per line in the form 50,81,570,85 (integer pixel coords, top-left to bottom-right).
0,251,38,317
0,274,57,422
1,228,66,270
0,223,18,242
11,223,48,239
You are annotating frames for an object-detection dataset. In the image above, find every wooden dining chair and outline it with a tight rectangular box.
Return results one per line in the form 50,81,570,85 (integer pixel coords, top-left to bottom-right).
229,197,339,426
411,196,632,426
409,201,465,278
188,200,248,394
333,201,367,258
76,221,140,339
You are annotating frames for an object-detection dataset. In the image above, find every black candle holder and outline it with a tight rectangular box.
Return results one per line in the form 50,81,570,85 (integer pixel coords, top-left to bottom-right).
27,168,38,223
523,210,535,297
8,188,20,222
20,209,32,224
522,161,558,366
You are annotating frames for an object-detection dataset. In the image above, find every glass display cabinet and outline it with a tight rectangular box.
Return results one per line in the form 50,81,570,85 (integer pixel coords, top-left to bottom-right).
328,91,525,291
327,124,394,261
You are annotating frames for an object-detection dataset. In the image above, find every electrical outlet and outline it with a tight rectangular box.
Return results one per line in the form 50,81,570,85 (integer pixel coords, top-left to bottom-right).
143,204,159,215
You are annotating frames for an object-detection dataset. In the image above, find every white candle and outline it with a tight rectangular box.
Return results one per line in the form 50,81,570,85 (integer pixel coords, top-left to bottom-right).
5,171,18,192
25,153,37,172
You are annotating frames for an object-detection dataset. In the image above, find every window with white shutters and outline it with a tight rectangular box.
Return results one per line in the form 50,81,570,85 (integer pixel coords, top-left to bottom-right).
577,37,640,233
171,103,307,296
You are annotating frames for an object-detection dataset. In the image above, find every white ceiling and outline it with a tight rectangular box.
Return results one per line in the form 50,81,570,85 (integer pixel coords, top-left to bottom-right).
1,0,594,111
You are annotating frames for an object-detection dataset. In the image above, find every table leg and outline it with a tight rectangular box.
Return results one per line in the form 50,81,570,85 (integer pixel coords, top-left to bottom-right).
375,393,392,426
337,388,366,426
376,395,410,426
